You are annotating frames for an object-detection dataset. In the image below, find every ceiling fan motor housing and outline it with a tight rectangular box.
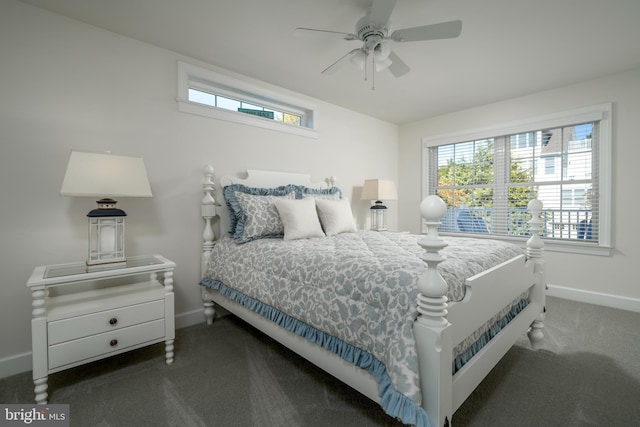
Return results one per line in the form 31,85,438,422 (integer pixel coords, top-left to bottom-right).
356,14,390,52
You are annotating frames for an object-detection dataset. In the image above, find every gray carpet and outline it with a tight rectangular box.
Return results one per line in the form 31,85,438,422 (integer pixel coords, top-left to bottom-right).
2,296,639,427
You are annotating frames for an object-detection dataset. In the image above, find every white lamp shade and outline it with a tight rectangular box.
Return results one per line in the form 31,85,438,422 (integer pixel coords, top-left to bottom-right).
60,150,152,198
361,179,397,201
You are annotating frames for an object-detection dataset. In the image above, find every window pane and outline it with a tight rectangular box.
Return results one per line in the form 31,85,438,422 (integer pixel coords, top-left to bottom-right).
565,151,592,180
511,157,534,183
272,111,284,122
284,113,301,126
472,140,493,185
241,102,263,110
538,155,559,181
188,88,216,107
217,96,241,111
437,140,494,187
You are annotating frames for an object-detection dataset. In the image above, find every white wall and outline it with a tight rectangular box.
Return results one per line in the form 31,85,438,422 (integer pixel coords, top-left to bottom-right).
399,67,640,302
0,0,398,374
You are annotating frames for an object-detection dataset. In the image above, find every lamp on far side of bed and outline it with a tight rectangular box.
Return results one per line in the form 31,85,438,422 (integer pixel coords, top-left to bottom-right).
60,150,153,268
361,179,397,231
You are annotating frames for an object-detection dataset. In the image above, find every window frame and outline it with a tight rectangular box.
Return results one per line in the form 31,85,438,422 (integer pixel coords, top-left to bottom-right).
422,103,612,256
177,61,318,139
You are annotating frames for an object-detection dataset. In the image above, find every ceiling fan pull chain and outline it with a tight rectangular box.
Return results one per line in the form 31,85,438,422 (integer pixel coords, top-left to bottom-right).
364,52,368,82
371,53,376,91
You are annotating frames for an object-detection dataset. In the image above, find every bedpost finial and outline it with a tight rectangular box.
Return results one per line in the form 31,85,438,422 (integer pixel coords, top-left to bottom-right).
203,165,215,187
420,195,447,221
527,198,542,213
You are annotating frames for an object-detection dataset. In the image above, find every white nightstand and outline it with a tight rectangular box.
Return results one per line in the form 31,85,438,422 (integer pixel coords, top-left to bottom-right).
26,254,176,404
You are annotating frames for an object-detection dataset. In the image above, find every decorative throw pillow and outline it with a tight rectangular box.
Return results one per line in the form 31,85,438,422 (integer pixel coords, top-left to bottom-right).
315,198,357,236
274,198,325,241
232,191,296,243
297,186,342,200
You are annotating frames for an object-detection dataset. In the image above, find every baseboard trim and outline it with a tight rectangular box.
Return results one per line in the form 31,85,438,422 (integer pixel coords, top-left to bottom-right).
175,308,206,329
547,284,640,313
0,351,32,381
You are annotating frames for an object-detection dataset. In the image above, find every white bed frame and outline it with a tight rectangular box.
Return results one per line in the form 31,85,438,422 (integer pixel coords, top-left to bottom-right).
199,165,545,427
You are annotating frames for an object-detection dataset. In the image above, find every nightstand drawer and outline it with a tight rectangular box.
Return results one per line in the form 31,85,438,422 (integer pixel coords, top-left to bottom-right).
48,300,165,345
48,319,166,370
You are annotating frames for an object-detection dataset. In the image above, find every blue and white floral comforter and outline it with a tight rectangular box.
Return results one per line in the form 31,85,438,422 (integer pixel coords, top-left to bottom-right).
201,231,523,425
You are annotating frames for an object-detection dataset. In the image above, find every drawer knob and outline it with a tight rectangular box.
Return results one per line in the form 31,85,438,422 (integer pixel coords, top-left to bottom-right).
109,317,118,326
110,339,118,347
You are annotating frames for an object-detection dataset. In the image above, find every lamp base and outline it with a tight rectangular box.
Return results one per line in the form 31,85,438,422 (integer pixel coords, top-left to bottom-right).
87,200,126,269
370,201,388,231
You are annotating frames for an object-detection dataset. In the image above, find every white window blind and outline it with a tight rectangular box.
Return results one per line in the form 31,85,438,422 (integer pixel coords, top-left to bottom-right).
423,104,611,254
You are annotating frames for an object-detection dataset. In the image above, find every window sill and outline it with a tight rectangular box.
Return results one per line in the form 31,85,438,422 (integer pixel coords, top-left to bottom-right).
436,231,612,256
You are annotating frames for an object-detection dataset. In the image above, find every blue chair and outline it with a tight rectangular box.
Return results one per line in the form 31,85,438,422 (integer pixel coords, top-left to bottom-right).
577,219,592,240
456,207,488,233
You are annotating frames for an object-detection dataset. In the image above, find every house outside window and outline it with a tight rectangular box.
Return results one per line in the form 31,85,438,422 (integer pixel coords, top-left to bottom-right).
422,104,612,255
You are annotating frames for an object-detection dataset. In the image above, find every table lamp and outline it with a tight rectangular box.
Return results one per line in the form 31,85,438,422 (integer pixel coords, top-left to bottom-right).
361,179,397,231
60,150,152,267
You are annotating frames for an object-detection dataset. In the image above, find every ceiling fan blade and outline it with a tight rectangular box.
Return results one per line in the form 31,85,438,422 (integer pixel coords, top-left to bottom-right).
321,48,362,75
369,0,397,26
294,27,358,41
387,50,410,77
390,20,462,42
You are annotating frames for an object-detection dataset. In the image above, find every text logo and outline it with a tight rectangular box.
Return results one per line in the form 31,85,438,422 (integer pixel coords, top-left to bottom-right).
0,405,69,427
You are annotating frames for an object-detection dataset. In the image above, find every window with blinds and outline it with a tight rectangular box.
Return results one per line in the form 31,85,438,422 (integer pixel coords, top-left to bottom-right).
423,104,611,253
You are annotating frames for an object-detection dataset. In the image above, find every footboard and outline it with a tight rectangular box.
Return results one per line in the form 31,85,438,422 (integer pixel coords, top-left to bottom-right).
413,196,545,427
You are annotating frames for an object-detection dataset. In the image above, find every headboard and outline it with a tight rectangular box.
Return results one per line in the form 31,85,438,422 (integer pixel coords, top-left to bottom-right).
202,165,335,244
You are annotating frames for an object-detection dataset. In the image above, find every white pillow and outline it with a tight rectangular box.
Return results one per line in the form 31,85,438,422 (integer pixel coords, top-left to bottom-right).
315,198,357,236
274,198,325,240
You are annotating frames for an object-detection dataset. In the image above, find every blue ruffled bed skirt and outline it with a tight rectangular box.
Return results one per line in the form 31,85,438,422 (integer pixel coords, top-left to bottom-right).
452,299,529,374
200,278,529,427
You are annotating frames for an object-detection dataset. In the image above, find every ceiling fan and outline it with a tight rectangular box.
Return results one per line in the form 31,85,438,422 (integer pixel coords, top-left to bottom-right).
294,0,462,86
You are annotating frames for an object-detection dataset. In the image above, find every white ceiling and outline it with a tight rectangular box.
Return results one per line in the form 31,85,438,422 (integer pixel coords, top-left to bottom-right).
19,0,640,124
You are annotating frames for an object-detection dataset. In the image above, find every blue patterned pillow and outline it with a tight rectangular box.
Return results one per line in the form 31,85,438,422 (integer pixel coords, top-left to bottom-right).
297,186,342,200
223,184,297,243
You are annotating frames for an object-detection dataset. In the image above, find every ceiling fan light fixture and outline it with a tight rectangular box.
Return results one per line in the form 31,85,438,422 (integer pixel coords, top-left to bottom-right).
349,50,366,70
375,57,392,72
373,42,391,61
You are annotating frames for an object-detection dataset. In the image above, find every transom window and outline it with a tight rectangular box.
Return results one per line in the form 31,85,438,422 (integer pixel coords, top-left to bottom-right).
423,104,611,255
177,61,317,138
187,88,302,126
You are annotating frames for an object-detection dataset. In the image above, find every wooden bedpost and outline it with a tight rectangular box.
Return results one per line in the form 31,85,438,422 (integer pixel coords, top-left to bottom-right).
414,195,453,427
201,164,217,325
526,198,546,349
